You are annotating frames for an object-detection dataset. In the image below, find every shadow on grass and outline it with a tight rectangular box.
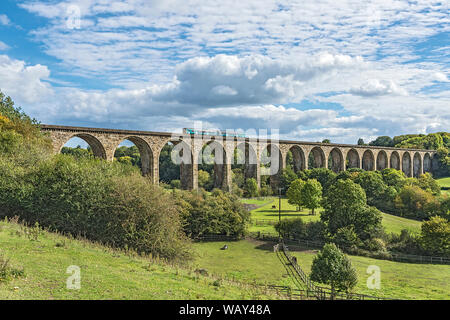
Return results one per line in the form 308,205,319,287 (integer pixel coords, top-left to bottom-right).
259,212,315,217
249,238,320,254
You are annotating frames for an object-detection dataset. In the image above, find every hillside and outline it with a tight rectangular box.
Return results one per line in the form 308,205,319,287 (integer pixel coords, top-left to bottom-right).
0,219,283,300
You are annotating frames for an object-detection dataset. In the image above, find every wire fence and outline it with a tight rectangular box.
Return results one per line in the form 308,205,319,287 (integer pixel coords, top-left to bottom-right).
250,231,450,265
276,243,392,300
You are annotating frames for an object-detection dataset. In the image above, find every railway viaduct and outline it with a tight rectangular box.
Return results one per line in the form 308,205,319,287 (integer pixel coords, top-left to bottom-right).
40,124,437,191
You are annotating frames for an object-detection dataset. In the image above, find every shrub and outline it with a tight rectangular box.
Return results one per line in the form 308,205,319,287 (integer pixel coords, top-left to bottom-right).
332,226,361,249
175,188,250,238
420,216,450,256
275,218,306,238
310,243,358,297
394,185,441,219
243,178,258,198
0,155,191,261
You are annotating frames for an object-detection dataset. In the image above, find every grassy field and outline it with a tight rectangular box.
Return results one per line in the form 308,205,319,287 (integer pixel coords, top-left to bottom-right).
192,239,450,300
0,220,283,300
436,177,450,196
245,197,422,235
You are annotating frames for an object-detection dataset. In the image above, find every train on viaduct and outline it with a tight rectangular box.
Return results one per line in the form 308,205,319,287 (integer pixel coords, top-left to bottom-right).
41,124,437,191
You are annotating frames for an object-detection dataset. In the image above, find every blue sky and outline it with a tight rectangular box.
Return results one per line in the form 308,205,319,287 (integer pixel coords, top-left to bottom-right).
0,0,449,144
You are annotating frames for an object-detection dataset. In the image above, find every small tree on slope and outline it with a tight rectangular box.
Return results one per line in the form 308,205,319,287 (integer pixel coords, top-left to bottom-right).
310,243,358,299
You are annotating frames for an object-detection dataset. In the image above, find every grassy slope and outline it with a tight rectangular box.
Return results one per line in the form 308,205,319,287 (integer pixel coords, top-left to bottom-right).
192,239,450,300
436,177,450,188
246,197,421,235
436,177,450,196
0,221,283,300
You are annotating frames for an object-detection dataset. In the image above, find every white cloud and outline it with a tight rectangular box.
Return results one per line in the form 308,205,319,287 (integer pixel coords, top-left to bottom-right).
0,14,10,26
0,41,10,51
0,55,53,104
349,79,408,97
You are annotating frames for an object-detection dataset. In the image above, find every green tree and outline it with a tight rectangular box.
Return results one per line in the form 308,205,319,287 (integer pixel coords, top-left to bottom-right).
357,138,365,145
354,171,387,207
305,168,336,194
369,136,393,147
416,172,441,196
322,139,331,144
286,178,305,210
395,185,440,220
310,243,358,298
280,167,298,192
198,169,210,189
321,179,383,241
381,168,406,191
243,178,259,198
300,179,322,215
420,216,450,256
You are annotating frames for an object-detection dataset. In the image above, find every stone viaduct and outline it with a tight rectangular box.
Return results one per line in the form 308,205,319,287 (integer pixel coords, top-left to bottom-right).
40,124,437,191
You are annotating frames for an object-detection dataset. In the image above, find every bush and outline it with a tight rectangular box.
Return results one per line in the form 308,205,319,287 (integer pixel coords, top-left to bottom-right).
0,155,192,261
332,226,361,249
275,218,306,238
310,243,358,296
420,216,450,256
243,178,258,198
175,188,250,238
394,185,441,220
387,229,422,255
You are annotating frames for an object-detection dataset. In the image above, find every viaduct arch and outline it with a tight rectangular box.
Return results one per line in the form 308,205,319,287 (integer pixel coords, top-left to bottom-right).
42,125,437,191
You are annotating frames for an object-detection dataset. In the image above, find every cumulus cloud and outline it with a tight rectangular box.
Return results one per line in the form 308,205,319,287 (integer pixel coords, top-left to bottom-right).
0,55,53,104
349,79,408,97
156,53,363,106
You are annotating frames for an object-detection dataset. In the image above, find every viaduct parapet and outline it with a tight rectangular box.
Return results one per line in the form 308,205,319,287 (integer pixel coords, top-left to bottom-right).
40,124,437,191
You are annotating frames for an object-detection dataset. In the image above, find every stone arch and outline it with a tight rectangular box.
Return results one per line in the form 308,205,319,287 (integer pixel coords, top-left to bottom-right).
199,140,229,190
402,152,412,177
413,152,422,178
60,133,107,159
261,143,283,190
328,148,344,173
390,151,400,170
376,150,388,171
346,149,360,169
362,150,375,171
114,136,154,177
161,139,195,190
287,145,306,173
308,146,326,168
423,153,432,173
233,142,258,186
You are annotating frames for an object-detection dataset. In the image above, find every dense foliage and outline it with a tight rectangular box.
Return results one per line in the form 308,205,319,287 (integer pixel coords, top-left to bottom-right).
368,132,450,177
310,243,358,296
174,189,250,238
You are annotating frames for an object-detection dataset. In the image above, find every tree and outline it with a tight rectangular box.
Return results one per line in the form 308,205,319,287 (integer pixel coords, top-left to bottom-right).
394,185,440,220
416,172,441,196
354,171,387,207
420,216,450,256
322,139,331,144
305,168,336,194
280,167,298,192
369,136,393,147
357,138,365,145
300,179,322,215
286,178,305,210
310,243,358,298
198,169,210,189
243,178,259,198
321,179,383,241
381,168,406,191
